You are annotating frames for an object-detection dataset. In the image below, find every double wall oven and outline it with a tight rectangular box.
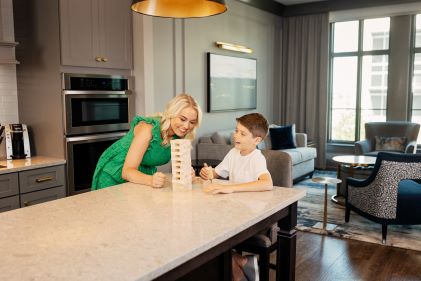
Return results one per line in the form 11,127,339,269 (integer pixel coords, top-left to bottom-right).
63,73,133,195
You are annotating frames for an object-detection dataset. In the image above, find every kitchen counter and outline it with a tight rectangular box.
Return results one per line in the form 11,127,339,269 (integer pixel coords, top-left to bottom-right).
0,156,66,174
0,181,305,281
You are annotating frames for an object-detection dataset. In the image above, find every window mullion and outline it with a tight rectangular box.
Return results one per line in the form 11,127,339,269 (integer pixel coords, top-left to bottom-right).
356,20,364,142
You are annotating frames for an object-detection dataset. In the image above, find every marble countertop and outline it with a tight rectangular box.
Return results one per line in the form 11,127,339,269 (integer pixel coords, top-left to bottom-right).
0,156,66,174
0,181,305,281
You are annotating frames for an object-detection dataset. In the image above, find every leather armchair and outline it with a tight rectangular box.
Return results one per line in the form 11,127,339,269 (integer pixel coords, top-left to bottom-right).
346,152,421,243
355,121,420,156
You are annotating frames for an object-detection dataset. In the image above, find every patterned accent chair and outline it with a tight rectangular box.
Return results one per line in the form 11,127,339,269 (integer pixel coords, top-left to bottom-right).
355,121,420,156
345,152,421,243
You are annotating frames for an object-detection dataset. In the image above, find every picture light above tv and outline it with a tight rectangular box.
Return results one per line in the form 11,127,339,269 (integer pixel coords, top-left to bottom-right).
207,52,257,112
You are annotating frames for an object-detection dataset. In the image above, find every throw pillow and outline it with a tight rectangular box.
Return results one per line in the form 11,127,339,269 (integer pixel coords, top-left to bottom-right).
211,132,227,145
270,124,297,150
375,136,407,152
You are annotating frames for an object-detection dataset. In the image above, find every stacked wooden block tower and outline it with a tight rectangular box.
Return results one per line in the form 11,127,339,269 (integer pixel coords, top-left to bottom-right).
170,139,192,190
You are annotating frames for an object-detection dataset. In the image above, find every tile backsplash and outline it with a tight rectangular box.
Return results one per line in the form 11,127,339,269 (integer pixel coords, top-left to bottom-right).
0,64,18,159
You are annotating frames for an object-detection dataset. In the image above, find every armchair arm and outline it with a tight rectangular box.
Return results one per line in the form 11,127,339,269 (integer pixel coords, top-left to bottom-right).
261,150,292,188
405,140,418,154
355,139,371,155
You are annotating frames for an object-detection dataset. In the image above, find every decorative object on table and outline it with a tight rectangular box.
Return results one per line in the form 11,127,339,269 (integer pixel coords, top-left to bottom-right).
207,53,257,112
4,124,31,160
355,121,420,156
131,0,227,18
170,139,192,190
346,152,421,244
295,170,421,252
0,124,4,146
311,177,341,231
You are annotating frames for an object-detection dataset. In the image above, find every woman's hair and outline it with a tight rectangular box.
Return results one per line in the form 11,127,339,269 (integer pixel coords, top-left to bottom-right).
159,93,202,145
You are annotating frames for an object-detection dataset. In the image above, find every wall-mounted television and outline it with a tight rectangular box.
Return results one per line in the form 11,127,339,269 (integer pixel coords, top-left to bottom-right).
207,53,257,112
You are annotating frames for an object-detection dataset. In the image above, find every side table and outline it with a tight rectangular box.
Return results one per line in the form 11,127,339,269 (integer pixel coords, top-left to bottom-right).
312,177,342,231
331,155,376,205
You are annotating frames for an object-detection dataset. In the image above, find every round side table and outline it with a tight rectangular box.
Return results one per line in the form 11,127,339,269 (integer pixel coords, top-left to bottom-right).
312,177,342,231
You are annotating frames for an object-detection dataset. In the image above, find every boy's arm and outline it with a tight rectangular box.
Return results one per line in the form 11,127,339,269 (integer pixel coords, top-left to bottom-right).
204,172,273,194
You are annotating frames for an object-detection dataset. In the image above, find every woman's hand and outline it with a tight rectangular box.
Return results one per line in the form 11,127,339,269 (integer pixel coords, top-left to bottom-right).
151,172,166,188
203,183,234,194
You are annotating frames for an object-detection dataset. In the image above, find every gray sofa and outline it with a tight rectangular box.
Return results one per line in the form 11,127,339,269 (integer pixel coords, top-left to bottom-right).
197,127,317,185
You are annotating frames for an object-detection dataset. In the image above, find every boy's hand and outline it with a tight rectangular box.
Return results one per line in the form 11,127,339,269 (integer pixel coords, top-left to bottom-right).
199,163,214,180
204,183,234,194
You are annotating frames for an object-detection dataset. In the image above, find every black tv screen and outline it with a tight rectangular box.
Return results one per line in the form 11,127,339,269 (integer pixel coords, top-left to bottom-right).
207,53,257,112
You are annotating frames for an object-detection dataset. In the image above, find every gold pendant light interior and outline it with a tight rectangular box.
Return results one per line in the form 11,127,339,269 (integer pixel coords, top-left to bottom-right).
131,0,227,19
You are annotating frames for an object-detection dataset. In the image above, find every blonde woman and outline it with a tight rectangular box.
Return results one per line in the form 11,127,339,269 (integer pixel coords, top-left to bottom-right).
92,93,202,190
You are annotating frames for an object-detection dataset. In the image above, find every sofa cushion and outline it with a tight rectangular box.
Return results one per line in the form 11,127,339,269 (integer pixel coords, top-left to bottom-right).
211,132,227,144
282,147,317,165
270,125,296,150
213,129,234,145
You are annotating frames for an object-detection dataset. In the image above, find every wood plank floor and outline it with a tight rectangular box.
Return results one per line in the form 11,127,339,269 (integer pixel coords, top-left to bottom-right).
269,232,421,281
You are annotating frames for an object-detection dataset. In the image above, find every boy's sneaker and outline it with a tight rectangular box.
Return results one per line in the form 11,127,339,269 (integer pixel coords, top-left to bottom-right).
242,255,259,281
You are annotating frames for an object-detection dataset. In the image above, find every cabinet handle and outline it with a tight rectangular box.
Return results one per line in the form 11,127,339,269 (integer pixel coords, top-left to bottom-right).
95,56,102,62
102,57,108,62
35,176,53,183
23,201,31,207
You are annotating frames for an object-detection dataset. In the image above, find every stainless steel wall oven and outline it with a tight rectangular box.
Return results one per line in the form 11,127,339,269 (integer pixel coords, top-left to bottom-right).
63,73,133,195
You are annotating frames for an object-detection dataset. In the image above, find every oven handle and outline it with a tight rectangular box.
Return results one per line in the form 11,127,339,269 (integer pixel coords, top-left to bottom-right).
63,90,131,95
66,132,127,143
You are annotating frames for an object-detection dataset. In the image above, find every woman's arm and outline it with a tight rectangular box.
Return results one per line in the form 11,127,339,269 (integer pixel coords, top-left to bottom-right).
204,173,273,194
122,122,166,188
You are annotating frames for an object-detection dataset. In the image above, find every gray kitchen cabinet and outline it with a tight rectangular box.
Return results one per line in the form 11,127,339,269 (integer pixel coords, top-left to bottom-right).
60,0,133,69
0,173,18,198
20,186,66,208
0,196,19,212
0,165,66,213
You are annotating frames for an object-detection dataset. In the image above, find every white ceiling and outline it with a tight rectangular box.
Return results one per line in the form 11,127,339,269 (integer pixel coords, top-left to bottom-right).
274,0,327,6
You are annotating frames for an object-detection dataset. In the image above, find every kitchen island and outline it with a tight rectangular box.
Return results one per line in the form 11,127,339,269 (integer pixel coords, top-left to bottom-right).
0,181,305,281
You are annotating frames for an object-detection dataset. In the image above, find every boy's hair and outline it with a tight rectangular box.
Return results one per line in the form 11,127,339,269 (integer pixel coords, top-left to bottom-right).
236,113,269,139
156,93,202,145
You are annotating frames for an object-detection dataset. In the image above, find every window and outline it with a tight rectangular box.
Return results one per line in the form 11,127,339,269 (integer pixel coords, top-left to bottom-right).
329,18,390,142
411,14,421,144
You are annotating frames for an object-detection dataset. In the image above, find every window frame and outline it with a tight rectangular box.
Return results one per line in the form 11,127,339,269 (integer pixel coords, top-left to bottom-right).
328,18,391,143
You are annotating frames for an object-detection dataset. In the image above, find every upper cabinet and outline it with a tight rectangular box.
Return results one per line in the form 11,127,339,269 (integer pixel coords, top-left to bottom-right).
60,0,133,69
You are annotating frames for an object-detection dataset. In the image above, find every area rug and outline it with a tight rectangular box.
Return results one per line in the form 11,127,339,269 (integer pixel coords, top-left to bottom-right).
295,170,421,252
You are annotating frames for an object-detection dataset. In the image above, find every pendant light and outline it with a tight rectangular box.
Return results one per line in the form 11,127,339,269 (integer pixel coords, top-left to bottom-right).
131,0,227,19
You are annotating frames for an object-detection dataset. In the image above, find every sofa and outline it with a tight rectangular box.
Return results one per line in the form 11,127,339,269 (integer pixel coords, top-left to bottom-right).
197,127,317,185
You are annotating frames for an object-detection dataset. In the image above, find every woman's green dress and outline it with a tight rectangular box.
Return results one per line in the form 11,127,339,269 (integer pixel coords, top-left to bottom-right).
91,116,174,190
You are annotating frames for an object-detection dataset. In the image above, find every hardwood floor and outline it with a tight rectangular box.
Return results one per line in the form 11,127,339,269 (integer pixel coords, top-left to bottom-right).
269,232,421,281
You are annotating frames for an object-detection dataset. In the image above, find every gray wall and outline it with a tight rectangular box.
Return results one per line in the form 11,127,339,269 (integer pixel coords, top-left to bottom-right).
132,0,280,142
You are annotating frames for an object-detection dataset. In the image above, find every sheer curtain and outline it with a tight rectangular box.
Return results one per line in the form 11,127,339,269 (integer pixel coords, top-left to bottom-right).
277,13,329,169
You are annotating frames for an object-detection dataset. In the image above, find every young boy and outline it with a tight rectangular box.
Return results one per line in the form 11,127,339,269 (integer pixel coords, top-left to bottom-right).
199,113,273,281
199,112,273,194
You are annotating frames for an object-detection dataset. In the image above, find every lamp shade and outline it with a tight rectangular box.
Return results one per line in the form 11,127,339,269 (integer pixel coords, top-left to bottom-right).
131,0,227,18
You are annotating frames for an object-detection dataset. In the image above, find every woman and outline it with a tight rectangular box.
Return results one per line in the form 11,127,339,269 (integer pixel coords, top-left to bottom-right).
92,93,202,190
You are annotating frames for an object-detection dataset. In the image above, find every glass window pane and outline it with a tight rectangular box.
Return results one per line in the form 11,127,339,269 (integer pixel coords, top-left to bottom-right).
333,21,359,53
360,109,386,140
413,54,421,104
332,57,358,108
363,18,390,51
361,55,388,110
410,110,421,144
331,109,356,141
416,14,421,48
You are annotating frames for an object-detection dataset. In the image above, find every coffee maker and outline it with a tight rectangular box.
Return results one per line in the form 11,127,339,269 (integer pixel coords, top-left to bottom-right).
5,124,31,160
